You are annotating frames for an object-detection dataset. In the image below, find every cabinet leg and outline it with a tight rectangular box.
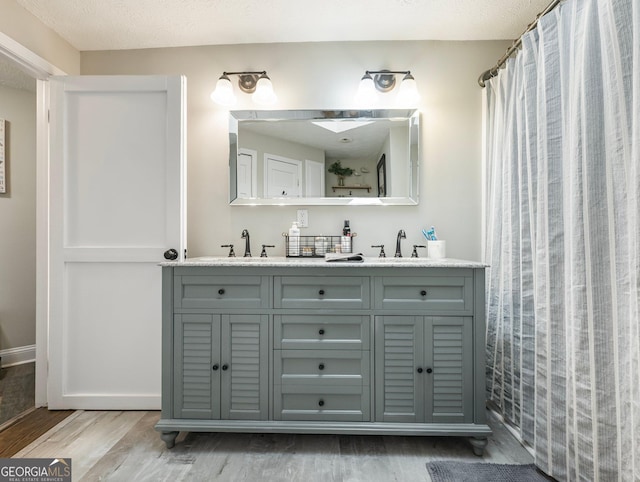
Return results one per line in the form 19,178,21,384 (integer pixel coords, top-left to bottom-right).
161,431,179,449
469,437,488,456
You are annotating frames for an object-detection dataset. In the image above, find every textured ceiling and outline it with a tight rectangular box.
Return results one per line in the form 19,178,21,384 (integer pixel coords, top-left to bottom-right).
13,0,551,51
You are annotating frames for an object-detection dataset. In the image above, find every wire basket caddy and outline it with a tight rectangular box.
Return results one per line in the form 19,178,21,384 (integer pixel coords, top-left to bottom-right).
282,234,357,258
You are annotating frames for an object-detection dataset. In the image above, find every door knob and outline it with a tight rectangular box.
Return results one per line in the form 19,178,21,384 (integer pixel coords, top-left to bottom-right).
163,248,178,260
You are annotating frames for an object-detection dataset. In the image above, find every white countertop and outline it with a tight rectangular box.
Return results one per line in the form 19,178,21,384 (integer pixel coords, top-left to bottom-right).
161,256,488,269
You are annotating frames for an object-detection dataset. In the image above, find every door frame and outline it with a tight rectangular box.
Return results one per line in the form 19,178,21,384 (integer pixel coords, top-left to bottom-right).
304,158,325,197
0,32,66,407
237,147,257,198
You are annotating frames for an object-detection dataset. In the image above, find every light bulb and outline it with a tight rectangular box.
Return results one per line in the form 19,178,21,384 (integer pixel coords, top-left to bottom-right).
397,73,420,106
355,72,377,106
210,74,236,106
252,74,277,105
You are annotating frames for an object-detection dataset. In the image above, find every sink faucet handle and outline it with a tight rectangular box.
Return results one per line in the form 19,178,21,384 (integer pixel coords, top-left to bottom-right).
411,244,427,258
260,244,275,258
371,244,386,258
221,244,236,257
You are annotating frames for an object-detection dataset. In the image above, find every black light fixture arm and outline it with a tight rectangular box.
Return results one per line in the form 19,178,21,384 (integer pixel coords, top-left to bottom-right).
363,70,413,93
222,70,267,77
365,70,411,76
220,71,269,93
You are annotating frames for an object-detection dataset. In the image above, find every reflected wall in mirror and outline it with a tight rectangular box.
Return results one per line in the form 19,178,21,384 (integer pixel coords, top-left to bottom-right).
229,109,419,205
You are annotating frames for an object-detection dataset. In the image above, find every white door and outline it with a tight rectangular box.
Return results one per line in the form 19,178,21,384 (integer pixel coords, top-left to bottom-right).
237,148,257,198
48,75,186,409
305,159,325,197
264,154,301,198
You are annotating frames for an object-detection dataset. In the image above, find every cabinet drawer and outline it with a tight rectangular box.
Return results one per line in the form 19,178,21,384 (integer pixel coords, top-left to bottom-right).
274,315,370,350
275,349,370,385
175,275,269,309
374,276,473,312
274,276,369,309
274,384,370,421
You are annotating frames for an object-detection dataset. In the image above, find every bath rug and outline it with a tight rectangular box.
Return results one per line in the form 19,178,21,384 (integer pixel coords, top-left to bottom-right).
426,461,555,482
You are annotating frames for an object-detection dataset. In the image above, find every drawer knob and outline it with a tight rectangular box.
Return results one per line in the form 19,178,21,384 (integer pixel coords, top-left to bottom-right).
420,290,427,296
318,329,325,335
318,399,325,407
426,368,433,374
318,289,325,296
218,288,225,295
416,367,423,373
318,363,325,370
222,364,229,371
212,364,219,371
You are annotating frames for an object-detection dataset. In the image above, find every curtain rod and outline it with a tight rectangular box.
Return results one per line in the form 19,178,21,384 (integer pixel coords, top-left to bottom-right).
478,0,563,87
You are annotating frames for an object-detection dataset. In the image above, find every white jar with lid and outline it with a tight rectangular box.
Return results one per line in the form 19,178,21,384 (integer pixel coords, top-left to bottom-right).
314,235,327,255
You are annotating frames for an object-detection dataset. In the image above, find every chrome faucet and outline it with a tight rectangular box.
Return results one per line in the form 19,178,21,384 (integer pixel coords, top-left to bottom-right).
241,229,251,257
395,229,406,258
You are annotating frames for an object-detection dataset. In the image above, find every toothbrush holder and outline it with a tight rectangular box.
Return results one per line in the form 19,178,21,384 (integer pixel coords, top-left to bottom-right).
427,240,446,259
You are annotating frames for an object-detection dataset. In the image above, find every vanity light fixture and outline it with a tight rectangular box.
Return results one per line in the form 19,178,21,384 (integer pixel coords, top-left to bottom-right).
211,71,277,106
355,70,420,106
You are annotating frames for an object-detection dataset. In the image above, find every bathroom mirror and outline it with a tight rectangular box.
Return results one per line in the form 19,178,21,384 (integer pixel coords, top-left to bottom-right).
229,109,419,205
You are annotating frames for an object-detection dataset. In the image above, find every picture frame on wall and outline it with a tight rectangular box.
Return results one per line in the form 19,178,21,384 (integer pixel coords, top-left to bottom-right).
377,153,386,197
0,118,5,194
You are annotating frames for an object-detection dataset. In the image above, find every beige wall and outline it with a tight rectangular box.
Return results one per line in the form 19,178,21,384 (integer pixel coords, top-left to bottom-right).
0,1,79,356
83,40,505,261
0,0,79,74
0,84,36,353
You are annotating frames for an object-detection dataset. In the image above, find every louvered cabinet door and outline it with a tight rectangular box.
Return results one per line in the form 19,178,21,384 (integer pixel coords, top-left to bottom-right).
220,315,269,420
375,315,474,424
173,314,221,419
424,316,473,423
374,316,425,422
173,313,268,420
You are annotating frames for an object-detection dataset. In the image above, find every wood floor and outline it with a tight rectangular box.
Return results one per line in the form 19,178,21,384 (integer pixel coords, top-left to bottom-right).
9,409,533,481
0,407,74,457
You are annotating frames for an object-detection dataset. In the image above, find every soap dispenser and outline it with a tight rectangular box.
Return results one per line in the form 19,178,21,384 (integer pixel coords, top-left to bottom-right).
288,221,300,256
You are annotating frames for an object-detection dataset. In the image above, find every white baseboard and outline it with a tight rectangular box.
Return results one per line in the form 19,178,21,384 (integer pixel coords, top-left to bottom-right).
0,344,36,367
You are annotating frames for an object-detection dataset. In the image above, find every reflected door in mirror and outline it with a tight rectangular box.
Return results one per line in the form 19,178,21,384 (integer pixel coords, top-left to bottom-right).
237,148,257,198
265,155,301,198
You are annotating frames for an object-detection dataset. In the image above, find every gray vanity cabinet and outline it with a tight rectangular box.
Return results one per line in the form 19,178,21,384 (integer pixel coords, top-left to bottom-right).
157,263,491,455
375,315,473,424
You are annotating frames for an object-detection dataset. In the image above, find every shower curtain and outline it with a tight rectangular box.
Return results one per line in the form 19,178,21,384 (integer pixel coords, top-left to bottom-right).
483,0,639,480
